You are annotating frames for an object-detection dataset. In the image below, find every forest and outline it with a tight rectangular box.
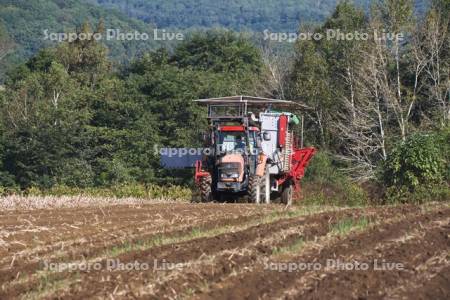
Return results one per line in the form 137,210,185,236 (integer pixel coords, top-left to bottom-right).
89,0,367,31
0,0,448,203
89,0,431,31
0,0,160,81
0,0,430,81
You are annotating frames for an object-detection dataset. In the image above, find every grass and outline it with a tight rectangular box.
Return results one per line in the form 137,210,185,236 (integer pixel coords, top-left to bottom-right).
0,184,192,210
0,195,158,210
269,216,374,263
104,225,244,258
329,217,371,236
22,272,79,300
184,287,196,297
272,237,305,255
104,205,340,258
27,184,192,200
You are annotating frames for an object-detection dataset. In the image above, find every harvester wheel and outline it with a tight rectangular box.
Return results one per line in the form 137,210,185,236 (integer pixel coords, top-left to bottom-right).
199,174,212,202
281,181,293,206
248,175,261,204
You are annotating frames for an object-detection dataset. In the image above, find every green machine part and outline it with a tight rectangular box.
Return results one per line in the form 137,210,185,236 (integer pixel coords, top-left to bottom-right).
265,110,300,125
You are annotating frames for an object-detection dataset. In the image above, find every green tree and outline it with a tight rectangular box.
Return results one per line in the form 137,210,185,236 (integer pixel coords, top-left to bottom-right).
1,63,91,187
0,24,112,188
289,2,367,148
172,30,263,93
290,39,331,147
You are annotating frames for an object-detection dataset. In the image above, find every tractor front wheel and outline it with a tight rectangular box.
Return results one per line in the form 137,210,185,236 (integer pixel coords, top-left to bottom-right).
199,174,212,202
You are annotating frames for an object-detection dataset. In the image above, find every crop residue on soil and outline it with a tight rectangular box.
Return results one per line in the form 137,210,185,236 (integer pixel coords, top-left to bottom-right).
0,201,449,299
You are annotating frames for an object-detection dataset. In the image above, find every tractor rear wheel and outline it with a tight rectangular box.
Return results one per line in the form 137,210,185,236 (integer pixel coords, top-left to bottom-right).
281,181,293,206
199,174,212,202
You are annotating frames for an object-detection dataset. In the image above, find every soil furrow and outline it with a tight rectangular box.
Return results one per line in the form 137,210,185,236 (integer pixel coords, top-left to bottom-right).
195,207,450,300
45,206,422,299
1,203,449,300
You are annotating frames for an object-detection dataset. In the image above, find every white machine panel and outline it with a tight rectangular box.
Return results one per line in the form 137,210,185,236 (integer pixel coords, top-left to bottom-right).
260,113,282,174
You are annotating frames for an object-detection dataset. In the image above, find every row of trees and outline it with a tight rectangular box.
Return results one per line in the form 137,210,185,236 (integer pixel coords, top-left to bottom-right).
280,0,449,181
0,26,262,189
0,0,448,196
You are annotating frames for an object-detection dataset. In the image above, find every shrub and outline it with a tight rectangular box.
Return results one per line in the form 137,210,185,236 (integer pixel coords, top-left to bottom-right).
435,127,450,181
302,151,368,207
384,184,450,204
0,185,20,196
381,133,445,191
301,180,368,207
380,131,450,204
304,151,342,183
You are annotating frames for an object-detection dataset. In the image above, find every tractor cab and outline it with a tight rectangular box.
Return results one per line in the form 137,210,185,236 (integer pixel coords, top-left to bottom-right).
215,126,259,154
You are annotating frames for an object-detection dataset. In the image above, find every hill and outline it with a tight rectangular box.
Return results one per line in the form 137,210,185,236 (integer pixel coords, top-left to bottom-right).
0,0,430,81
89,0,367,32
0,0,159,81
90,0,431,31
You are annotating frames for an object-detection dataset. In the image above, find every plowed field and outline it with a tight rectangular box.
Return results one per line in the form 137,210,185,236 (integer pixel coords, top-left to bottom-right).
1,201,449,299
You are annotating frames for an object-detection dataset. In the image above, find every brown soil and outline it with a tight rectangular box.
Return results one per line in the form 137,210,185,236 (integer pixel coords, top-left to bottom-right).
0,203,448,300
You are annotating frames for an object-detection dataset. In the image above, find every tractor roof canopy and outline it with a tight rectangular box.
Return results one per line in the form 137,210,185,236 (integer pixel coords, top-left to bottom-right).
194,95,295,106
193,95,308,120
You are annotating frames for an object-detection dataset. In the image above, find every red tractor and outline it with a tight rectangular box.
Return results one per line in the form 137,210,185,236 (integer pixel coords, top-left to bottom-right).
194,96,316,205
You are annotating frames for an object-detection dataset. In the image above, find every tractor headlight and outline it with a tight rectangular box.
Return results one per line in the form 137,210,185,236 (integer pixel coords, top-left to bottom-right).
221,172,239,179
